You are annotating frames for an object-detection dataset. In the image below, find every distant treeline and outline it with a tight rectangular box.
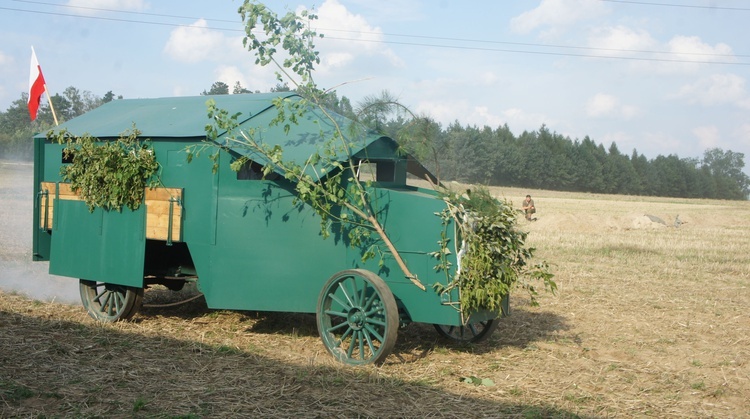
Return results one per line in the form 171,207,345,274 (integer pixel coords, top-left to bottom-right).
2,84,748,200
421,123,750,201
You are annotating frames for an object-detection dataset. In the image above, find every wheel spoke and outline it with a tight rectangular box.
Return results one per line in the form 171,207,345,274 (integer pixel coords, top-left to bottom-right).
113,291,122,314
337,326,353,347
98,292,111,313
364,316,386,327
337,281,355,308
107,293,116,316
328,293,351,312
362,327,377,354
358,330,365,360
94,287,107,304
324,309,348,319
346,332,357,358
362,290,378,312
346,277,361,307
363,324,385,343
324,320,350,333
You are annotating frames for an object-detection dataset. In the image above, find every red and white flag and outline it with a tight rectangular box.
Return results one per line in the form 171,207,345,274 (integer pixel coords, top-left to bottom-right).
28,46,47,121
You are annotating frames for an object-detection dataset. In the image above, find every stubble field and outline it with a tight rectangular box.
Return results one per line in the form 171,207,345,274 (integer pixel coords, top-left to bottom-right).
1,160,749,417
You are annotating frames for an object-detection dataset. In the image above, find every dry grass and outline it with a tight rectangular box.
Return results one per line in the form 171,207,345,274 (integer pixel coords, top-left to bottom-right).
2,162,749,417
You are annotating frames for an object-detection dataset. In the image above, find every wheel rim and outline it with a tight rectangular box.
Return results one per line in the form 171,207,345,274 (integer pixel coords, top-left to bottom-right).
434,319,498,343
79,280,143,322
317,270,398,365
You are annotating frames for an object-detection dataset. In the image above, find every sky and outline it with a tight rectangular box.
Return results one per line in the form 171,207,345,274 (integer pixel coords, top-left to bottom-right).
1,0,749,169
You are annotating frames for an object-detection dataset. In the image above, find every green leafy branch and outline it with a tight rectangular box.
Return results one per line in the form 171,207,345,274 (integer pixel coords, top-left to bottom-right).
432,187,556,317
49,125,159,212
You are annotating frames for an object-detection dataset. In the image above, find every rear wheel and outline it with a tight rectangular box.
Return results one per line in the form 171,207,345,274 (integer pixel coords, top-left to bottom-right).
316,269,398,365
434,319,498,343
79,280,143,322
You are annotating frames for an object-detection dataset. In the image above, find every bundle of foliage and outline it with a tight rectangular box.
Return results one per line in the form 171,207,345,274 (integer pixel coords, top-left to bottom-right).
49,126,159,212
433,187,556,318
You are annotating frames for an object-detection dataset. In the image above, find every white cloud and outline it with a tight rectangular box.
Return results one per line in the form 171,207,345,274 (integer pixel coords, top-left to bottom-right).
499,108,550,131
65,0,148,14
667,36,733,63
163,19,244,64
642,132,682,155
586,93,639,119
692,125,721,149
676,73,747,107
413,101,547,131
313,0,403,72
587,93,618,117
587,25,656,56
631,35,736,74
510,0,608,35
414,99,469,126
213,66,248,93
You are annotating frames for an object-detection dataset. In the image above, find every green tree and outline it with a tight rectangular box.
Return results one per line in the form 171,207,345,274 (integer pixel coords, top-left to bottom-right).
490,123,522,186
571,137,604,193
232,81,254,94
201,81,230,95
702,148,750,199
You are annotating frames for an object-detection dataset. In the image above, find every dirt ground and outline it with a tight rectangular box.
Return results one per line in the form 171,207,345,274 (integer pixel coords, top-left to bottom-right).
1,161,749,417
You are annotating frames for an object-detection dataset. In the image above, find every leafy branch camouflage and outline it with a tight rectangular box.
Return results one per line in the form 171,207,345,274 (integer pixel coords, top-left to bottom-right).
49,125,159,212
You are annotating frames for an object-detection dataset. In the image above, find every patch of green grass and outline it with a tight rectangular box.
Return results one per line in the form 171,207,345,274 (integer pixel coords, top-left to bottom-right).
0,381,35,403
691,381,706,391
216,344,242,355
432,345,450,355
691,359,703,367
563,392,593,404
522,406,581,419
133,396,149,413
709,387,726,398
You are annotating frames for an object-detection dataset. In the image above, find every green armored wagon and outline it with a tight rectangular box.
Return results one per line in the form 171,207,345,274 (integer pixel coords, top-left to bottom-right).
32,92,507,365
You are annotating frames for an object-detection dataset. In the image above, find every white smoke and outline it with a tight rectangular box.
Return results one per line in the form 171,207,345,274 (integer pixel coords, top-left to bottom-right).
0,161,79,304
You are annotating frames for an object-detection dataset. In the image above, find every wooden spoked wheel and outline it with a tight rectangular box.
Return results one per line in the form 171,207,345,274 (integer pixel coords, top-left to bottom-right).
316,270,398,365
79,280,143,322
434,319,498,343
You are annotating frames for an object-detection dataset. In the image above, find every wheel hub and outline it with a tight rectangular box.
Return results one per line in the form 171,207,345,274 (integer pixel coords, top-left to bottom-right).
347,308,365,330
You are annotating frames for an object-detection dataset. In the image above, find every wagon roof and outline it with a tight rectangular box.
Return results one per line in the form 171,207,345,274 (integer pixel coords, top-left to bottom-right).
40,92,437,182
40,92,297,139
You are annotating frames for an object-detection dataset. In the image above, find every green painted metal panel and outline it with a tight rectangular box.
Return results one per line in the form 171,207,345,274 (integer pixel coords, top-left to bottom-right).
191,154,347,312
150,140,219,246
341,185,467,325
49,199,145,287
32,137,51,261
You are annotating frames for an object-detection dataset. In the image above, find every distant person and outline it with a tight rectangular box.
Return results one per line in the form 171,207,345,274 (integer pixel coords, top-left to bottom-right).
522,194,536,221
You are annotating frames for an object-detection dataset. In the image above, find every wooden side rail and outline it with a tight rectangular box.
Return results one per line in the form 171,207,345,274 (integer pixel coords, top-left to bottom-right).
39,182,183,243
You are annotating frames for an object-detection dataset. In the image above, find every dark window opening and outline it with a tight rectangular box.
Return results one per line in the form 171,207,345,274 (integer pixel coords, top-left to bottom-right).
237,159,279,181
357,160,395,182
62,150,74,164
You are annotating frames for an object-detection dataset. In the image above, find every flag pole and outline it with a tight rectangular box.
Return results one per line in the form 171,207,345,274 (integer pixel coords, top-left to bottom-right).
43,84,59,126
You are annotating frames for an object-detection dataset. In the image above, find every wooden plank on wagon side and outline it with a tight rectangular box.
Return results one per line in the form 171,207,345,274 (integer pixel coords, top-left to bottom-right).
145,187,183,242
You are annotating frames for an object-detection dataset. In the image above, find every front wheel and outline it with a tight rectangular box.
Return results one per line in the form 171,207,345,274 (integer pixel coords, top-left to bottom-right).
434,319,498,343
316,269,398,366
79,280,143,322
